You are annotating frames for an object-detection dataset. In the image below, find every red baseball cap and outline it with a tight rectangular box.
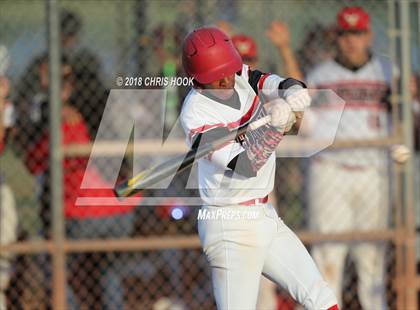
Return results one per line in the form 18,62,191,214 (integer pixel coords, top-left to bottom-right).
232,34,258,59
337,7,370,32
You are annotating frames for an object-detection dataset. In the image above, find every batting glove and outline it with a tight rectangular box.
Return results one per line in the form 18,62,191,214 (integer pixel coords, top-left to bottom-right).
284,85,311,112
265,99,296,133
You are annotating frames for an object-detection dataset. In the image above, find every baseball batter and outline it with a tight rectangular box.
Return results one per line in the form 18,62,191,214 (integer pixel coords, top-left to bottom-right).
180,27,338,310
306,7,393,309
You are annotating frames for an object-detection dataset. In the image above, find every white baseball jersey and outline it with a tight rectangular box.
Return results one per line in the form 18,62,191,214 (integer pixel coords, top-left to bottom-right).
306,56,394,168
307,56,394,309
180,64,285,206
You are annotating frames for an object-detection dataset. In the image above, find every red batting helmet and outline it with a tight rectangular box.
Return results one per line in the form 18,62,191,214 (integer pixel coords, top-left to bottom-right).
337,7,370,32
182,27,243,84
232,34,258,59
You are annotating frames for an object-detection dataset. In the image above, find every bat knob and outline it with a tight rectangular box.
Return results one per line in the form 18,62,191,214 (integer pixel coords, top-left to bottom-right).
114,181,131,199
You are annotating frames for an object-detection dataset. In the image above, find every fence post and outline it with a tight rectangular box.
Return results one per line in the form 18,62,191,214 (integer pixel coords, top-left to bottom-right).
400,0,417,308
47,0,66,309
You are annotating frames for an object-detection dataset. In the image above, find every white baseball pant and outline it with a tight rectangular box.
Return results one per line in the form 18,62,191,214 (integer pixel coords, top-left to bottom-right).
309,160,389,309
256,276,277,310
0,184,18,310
198,203,337,310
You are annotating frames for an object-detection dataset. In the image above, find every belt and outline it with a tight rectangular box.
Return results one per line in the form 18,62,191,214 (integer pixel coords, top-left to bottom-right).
239,196,268,206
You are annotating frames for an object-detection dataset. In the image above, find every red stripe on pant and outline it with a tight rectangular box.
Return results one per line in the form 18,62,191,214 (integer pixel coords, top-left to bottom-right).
328,305,339,310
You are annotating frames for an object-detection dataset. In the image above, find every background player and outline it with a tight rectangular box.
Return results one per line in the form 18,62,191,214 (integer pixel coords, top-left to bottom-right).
0,45,18,310
306,7,394,309
180,26,338,310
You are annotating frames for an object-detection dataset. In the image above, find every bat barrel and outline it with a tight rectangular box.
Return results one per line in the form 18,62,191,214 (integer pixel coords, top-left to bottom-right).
114,147,207,198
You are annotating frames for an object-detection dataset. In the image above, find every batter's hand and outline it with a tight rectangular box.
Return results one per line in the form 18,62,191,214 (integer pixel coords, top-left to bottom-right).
284,86,311,112
265,99,296,132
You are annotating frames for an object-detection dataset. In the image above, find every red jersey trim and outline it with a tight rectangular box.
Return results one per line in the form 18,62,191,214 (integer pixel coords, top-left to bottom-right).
258,73,271,91
188,123,224,140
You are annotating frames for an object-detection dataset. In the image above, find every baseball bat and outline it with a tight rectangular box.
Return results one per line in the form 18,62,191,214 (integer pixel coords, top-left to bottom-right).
114,115,271,198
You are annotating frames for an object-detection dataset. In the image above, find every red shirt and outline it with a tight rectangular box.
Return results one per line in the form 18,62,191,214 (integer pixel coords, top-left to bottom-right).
25,117,139,219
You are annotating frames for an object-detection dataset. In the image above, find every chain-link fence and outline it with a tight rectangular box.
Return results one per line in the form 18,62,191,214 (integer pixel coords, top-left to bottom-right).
0,0,419,309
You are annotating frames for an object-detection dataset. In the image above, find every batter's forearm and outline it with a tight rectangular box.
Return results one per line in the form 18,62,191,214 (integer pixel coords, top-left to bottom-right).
244,127,283,172
229,126,282,177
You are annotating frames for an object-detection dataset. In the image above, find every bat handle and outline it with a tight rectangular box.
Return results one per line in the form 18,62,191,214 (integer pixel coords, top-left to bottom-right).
248,115,271,131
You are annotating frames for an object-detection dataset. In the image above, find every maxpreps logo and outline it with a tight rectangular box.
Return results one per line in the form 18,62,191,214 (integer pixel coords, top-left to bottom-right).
75,88,344,206
197,208,260,220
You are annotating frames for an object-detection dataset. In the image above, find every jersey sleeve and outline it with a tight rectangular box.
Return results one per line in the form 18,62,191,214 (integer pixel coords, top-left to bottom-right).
180,105,206,148
180,103,245,171
207,140,245,170
377,56,399,84
247,68,307,101
248,69,285,101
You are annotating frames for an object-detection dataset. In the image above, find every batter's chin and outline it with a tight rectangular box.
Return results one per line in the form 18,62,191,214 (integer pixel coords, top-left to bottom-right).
214,88,235,100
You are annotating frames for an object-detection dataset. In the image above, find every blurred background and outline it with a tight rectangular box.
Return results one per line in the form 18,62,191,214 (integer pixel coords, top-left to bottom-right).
0,0,419,309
